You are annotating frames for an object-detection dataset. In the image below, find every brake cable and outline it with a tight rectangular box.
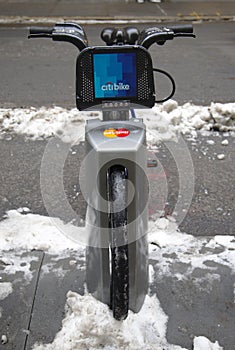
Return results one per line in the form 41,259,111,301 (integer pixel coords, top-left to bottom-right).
153,68,176,103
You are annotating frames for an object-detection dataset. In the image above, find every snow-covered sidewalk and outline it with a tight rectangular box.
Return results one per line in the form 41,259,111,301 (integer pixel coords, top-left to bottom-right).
1,209,234,349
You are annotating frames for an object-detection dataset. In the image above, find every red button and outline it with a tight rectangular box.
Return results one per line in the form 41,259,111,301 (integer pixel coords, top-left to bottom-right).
115,128,130,138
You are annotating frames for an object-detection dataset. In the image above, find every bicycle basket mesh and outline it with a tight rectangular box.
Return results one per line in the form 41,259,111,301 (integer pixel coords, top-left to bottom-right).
136,49,154,101
76,51,94,104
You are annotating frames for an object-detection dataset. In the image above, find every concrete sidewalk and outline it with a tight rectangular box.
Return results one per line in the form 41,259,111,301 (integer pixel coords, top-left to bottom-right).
0,0,234,24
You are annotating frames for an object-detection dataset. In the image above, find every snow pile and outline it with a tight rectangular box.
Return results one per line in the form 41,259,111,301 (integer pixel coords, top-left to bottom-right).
32,292,223,350
148,216,235,281
33,292,174,350
140,101,235,144
193,336,223,350
0,282,13,301
0,251,39,283
0,106,90,144
0,209,85,253
148,216,194,247
0,101,234,144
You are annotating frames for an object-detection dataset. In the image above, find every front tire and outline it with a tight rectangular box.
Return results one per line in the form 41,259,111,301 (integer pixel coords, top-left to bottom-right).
108,165,129,321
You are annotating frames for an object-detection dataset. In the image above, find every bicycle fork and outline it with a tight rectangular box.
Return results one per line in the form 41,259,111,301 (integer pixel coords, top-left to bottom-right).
84,109,149,316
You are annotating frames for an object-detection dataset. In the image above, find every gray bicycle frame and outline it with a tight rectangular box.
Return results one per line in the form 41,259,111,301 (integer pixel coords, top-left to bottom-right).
85,101,149,312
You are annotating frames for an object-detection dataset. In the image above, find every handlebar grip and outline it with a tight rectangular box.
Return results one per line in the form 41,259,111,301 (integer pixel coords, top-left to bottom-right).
168,24,194,34
29,27,53,36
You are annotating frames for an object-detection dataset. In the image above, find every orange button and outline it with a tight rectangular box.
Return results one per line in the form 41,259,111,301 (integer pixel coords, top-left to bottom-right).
103,128,117,138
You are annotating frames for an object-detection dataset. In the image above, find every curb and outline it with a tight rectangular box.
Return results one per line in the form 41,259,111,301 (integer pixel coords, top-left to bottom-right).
0,15,234,26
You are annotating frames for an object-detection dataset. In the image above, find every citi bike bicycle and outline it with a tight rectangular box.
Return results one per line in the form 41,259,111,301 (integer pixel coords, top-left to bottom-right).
29,23,195,320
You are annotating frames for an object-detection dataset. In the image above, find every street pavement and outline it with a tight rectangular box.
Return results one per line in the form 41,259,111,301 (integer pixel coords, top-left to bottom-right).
0,2,235,350
0,0,234,24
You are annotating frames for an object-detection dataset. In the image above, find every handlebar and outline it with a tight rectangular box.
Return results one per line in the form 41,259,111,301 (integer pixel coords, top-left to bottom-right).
28,22,195,51
138,24,195,48
28,22,88,51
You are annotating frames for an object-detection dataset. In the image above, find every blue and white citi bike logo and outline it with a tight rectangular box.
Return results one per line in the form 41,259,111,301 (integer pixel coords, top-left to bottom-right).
101,81,130,91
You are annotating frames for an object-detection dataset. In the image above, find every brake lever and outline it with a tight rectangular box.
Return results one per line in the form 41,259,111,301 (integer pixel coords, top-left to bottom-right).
138,28,174,49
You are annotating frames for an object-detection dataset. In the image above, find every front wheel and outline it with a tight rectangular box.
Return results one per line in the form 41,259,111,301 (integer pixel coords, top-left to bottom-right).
107,165,129,321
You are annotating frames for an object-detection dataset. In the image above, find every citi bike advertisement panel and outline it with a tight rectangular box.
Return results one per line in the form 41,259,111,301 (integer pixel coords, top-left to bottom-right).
93,52,137,99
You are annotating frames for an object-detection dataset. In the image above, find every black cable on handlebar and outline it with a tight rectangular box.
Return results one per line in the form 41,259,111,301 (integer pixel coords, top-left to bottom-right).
153,68,176,103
